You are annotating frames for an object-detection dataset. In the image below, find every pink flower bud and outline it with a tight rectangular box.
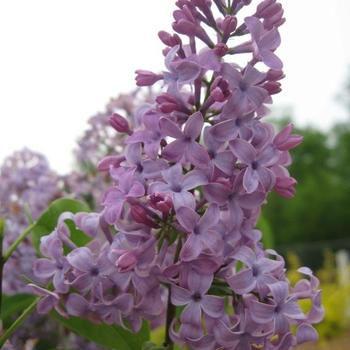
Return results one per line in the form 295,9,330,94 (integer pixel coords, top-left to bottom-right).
130,205,157,228
135,70,163,86
158,31,182,47
115,251,137,272
221,16,237,42
274,176,297,198
109,113,130,133
274,124,303,151
149,193,173,216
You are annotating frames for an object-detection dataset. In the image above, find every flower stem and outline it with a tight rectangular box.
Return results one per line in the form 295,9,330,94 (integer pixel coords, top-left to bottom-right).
0,297,39,347
2,222,35,263
164,238,182,350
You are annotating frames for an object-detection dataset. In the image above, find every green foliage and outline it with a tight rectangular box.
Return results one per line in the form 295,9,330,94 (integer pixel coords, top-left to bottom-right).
262,120,350,269
1,294,35,328
53,311,150,350
31,198,90,253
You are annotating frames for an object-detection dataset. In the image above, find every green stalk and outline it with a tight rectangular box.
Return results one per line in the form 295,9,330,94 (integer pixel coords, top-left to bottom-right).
0,297,39,347
2,222,36,263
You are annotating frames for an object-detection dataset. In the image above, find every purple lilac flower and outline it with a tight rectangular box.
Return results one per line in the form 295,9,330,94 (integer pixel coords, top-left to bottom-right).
30,1,323,349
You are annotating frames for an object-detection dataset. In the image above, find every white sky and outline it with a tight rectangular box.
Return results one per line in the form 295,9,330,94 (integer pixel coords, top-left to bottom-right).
0,0,349,173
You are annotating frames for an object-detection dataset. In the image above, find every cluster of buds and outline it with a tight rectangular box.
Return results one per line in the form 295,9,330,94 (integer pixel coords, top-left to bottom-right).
31,1,323,349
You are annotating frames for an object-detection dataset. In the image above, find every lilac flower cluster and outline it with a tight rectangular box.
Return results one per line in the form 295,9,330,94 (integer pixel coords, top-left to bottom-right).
65,89,154,209
31,1,324,349
0,149,62,294
0,150,107,349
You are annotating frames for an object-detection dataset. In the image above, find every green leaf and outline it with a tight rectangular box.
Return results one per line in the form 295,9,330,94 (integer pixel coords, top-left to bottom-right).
52,311,150,350
31,198,90,253
1,294,36,328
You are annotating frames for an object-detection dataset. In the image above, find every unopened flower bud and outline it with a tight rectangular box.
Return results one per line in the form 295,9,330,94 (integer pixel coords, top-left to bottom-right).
109,113,130,133
135,70,163,86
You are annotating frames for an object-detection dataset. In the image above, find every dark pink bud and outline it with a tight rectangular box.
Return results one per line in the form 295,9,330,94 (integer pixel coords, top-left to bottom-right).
97,155,124,172
131,205,157,228
109,113,130,133
210,77,231,102
274,123,303,151
135,70,163,86
158,31,182,47
274,176,297,198
173,19,198,36
149,193,173,216
222,16,237,42
263,81,281,95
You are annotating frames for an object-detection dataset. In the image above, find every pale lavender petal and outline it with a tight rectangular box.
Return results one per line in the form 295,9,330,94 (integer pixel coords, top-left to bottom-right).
249,300,275,323
180,234,203,262
227,269,256,295
160,117,183,139
67,247,94,272
201,295,224,318
182,170,208,190
243,167,260,193
230,139,256,164
296,324,318,344
33,259,56,278
171,285,191,305
184,112,204,139
177,206,199,232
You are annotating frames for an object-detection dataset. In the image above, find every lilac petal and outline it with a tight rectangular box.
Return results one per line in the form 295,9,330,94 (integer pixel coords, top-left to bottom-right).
201,231,223,255
275,333,295,350
283,299,305,320
165,45,180,71
33,259,56,278
71,272,93,292
259,257,283,273
221,62,241,86
181,302,202,326
162,163,183,185
176,61,201,84
230,139,256,164
182,170,208,190
171,285,191,305
296,323,318,344
249,300,275,324
262,49,283,70
173,191,196,210
203,183,229,204
162,140,186,161
243,167,260,193
188,271,213,295
201,295,224,318
243,64,266,85
213,320,240,348
247,86,268,107
198,204,219,230
37,295,58,314
238,192,265,209
67,247,94,272
180,234,203,262
125,143,142,164
234,246,256,266
186,142,210,168
210,119,238,142
177,206,199,232
227,269,256,295
274,313,290,334
103,199,124,224
184,112,204,139
159,117,183,139
261,28,281,50
203,125,223,150
127,181,145,197
66,293,89,316
53,270,69,293
269,281,289,304
245,16,263,41
214,151,235,175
